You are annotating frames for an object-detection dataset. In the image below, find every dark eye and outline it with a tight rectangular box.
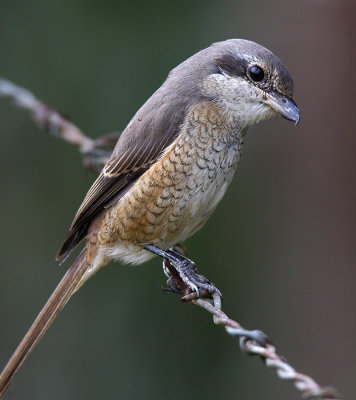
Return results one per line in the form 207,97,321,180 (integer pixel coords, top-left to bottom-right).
248,65,265,82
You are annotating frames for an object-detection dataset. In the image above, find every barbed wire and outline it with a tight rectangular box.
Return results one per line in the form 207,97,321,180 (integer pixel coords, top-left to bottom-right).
0,78,119,172
0,77,342,400
188,292,341,400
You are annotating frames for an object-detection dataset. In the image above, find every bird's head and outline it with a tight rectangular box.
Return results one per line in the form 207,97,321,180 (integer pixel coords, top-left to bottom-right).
205,39,299,127
171,39,299,129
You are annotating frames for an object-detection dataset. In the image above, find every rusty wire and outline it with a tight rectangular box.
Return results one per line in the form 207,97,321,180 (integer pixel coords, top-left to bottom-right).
191,293,341,400
0,78,118,172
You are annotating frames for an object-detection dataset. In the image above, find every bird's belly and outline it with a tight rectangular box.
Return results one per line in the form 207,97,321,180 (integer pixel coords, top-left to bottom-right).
98,134,242,265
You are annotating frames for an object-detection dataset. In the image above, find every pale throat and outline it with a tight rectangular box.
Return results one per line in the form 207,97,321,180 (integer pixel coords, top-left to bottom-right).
201,73,275,131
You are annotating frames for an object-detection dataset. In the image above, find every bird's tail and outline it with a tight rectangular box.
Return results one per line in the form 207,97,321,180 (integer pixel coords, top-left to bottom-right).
0,248,89,398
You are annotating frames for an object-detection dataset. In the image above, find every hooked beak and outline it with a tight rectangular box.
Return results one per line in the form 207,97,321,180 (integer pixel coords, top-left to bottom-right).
264,91,300,125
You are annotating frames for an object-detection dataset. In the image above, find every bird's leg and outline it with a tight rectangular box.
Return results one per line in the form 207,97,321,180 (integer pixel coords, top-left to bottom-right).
145,244,222,298
161,245,188,294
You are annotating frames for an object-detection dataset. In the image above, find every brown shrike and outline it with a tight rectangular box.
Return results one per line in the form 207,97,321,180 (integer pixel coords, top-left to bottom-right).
0,39,299,397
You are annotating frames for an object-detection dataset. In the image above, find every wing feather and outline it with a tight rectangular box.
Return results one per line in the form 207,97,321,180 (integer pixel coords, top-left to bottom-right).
57,88,190,261
57,52,210,262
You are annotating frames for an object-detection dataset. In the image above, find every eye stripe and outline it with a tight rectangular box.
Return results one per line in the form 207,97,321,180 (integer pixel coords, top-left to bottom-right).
214,52,248,78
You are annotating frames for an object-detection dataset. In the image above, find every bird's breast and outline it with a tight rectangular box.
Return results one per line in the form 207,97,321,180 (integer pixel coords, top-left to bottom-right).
99,102,245,264
171,123,242,238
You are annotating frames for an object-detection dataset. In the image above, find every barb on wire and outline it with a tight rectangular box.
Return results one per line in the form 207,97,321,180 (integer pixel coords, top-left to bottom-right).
0,78,119,172
1,76,342,400
190,293,341,400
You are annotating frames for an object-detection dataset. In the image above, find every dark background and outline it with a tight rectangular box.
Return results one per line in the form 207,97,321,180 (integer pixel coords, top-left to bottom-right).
0,1,355,399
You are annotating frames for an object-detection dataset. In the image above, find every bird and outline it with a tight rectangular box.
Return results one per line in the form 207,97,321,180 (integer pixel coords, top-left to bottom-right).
0,38,299,397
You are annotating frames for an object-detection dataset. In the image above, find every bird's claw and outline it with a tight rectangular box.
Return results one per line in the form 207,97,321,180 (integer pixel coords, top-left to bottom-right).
161,251,222,300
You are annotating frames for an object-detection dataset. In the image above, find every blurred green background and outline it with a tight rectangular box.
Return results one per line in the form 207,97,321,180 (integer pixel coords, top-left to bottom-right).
0,0,355,399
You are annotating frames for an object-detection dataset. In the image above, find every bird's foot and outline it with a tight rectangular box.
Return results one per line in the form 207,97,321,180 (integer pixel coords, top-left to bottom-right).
145,244,222,299
165,251,221,296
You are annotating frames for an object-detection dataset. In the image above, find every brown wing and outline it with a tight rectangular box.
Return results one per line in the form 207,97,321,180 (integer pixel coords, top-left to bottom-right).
57,87,190,262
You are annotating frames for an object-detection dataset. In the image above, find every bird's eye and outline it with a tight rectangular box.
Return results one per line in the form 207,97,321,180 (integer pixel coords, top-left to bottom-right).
248,65,265,82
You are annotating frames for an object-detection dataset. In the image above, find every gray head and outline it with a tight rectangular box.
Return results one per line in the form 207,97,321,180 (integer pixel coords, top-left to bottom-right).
166,38,299,127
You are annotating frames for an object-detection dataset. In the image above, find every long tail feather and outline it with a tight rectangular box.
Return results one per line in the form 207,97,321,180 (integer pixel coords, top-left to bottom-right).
0,248,88,398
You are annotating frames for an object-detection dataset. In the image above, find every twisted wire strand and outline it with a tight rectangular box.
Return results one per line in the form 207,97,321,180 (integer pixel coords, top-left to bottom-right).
0,78,117,172
192,293,341,400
